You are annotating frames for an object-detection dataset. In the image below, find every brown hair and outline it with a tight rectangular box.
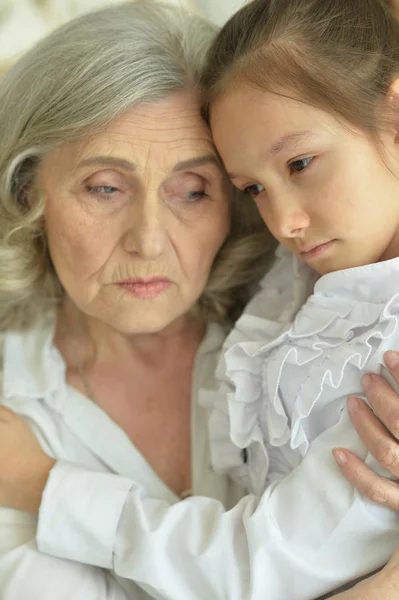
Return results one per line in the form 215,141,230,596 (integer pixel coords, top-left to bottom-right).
201,0,399,137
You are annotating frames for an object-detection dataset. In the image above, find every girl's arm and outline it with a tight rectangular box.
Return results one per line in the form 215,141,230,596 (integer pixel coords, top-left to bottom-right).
34,410,397,600
2,359,399,600
331,546,399,600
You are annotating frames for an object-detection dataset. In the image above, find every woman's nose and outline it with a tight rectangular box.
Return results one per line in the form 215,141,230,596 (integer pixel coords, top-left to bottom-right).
123,199,168,259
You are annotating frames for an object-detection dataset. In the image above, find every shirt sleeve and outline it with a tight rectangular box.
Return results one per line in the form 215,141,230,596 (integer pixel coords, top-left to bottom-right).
36,409,399,600
0,507,135,600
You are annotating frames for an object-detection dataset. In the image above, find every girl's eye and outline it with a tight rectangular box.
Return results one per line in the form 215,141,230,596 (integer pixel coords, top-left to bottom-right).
186,190,207,201
289,156,314,173
85,185,118,196
244,183,265,199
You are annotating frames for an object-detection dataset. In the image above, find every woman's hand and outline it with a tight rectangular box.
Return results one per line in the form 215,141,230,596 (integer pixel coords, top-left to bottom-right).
0,406,55,514
333,351,399,509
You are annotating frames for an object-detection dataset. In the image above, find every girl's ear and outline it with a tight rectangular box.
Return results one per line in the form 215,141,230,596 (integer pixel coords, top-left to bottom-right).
387,78,399,144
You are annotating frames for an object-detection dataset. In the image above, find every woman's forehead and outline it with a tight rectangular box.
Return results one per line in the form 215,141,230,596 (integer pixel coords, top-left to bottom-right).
39,93,220,179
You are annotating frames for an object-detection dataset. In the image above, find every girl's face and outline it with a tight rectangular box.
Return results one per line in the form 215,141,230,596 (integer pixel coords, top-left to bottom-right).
211,82,399,275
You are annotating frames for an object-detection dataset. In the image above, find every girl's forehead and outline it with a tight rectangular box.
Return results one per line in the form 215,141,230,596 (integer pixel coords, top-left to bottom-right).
211,83,340,135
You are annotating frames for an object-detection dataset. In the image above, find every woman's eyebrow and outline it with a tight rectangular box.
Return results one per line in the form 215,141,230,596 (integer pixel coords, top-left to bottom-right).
77,156,136,171
77,154,221,173
172,154,221,172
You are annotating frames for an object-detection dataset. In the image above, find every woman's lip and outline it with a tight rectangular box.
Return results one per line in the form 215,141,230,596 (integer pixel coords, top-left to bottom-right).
116,277,171,285
115,279,172,299
300,240,336,258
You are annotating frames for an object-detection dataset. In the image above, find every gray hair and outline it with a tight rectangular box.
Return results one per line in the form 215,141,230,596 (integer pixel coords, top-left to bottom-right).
0,1,274,330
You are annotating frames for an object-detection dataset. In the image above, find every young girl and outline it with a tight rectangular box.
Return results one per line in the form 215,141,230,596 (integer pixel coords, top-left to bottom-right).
2,0,399,599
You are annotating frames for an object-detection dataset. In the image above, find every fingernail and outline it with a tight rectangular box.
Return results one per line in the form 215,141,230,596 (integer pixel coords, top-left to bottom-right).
348,396,360,414
333,449,348,466
385,350,399,370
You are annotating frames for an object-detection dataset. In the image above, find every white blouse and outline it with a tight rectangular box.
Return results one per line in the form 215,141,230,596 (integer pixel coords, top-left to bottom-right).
33,248,399,600
0,310,240,599
210,246,399,493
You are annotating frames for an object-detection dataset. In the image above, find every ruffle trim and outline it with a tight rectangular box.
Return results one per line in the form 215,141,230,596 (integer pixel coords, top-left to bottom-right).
203,247,317,492
206,248,399,491
225,278,399,480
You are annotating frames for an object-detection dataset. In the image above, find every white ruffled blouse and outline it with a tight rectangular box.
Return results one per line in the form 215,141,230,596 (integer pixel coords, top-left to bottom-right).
209,245,399,495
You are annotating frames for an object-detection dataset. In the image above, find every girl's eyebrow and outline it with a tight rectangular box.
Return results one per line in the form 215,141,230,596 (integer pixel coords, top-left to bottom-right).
265,131,317,160
228,131,319,180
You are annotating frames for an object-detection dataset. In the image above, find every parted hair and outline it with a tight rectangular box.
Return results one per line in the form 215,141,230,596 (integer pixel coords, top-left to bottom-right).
0,1,274,331
201,0,399,139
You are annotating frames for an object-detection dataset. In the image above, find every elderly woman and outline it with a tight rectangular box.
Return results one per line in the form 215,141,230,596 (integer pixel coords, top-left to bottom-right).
0,3,271,598
1,2,399,600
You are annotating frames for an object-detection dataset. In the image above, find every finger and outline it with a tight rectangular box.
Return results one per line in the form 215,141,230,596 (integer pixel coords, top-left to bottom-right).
348,396,399,478
333,448,399,510
361,372,399,439
384,350,399,385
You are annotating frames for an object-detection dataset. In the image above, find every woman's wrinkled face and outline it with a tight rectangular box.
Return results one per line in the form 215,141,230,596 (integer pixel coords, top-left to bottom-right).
39,92,231,334
211,82,399,275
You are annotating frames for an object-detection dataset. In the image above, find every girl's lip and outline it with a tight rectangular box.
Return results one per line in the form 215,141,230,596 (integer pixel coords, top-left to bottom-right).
300,240,336,258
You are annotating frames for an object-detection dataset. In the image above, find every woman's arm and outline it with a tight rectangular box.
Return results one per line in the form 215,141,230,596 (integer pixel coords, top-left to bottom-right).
0,411,143,600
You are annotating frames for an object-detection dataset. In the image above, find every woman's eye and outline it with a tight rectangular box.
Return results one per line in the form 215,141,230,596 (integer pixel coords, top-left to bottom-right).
186,190,207,201
85,185,118,196
244,183,265,199
289,156,314,173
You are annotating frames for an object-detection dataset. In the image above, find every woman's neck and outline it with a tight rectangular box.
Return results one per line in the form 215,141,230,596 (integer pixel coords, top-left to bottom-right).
56,298,206,369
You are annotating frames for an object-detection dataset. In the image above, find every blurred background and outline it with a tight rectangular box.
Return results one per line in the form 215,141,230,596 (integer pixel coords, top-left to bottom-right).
0,0,245,75
2,1,399,76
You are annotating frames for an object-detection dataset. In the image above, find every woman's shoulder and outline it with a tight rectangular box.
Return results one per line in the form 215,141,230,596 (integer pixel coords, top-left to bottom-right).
0,310,60,410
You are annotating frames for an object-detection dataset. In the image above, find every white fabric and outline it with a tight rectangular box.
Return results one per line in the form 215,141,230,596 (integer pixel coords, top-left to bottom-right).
211,246,399,494
0,310,239,599
34,248,399,600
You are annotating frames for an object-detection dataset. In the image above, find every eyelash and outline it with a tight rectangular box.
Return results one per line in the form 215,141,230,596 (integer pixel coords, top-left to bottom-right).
186,190,207,201
85,185,208,203
243,156,315,198
85,185,118,198
289,156,314,174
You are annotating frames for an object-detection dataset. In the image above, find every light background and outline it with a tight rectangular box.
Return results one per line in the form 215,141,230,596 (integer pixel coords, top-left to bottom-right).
3,2,398,75
0,0,246,73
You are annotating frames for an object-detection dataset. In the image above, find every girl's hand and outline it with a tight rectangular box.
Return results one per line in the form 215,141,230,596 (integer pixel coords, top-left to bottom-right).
0,406,55,514
332,546,399,599
334,351,399,509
